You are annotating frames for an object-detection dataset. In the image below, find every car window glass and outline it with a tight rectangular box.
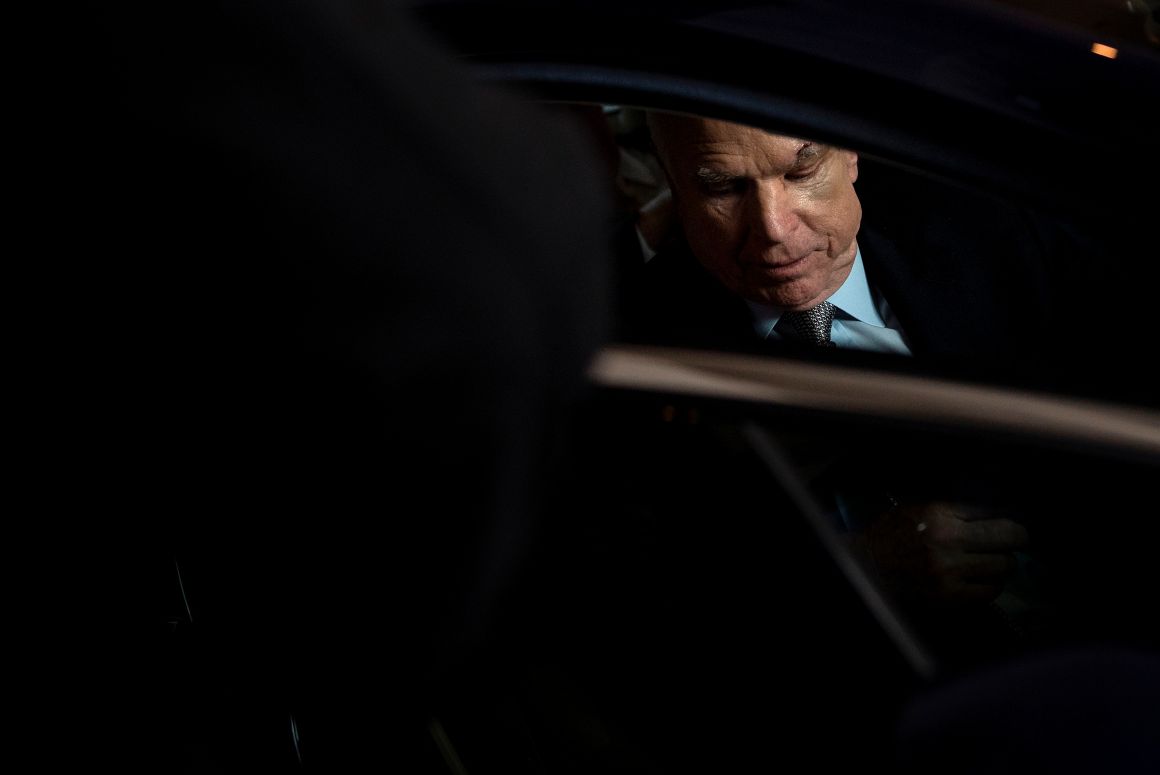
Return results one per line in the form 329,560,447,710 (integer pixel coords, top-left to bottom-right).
470,382,1160,773
571,104,1156,410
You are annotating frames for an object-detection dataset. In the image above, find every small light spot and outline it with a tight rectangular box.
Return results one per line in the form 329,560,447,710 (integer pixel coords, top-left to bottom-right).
661,405,676,422
1091,42,1118,59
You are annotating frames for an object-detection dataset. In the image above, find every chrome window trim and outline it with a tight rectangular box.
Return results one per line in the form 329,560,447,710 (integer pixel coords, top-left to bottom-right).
589,345,1160,460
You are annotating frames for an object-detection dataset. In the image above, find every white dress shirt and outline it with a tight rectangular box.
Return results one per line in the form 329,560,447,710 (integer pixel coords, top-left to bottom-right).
746,248,912,356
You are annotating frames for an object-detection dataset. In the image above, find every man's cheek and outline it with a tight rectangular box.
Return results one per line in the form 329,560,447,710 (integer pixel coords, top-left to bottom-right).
682,210,723,243
804,178,840,202
703,206,741,240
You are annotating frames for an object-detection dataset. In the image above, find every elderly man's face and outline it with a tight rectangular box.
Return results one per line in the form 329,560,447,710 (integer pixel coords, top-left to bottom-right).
654,116,862,310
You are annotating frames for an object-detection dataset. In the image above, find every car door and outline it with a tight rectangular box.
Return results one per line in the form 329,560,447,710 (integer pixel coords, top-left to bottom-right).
405,2,1160,772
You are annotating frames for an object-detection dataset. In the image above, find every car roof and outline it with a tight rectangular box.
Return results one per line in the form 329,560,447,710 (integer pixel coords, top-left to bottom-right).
409,0,1160,215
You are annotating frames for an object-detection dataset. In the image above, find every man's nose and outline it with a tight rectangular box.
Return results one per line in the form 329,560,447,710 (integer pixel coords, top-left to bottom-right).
750,179,801,243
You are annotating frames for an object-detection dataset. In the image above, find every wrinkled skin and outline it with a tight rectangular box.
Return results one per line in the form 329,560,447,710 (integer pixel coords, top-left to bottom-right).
650,114,861,310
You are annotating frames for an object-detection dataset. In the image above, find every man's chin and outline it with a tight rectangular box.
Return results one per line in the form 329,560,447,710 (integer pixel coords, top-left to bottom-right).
743,285,821,310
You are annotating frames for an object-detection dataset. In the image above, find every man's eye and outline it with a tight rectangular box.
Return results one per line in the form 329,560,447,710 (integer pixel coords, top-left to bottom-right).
786,166,820,182
703,180,744,197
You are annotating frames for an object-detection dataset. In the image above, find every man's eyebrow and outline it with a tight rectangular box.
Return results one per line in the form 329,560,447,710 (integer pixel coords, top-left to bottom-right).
694,166,739,185
692,143,826,183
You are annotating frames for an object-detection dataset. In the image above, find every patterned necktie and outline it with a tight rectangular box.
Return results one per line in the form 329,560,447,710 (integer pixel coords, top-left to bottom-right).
779,301,836,346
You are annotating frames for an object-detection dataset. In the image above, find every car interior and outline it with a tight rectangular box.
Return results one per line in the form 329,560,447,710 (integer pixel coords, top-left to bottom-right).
156,93,1160,771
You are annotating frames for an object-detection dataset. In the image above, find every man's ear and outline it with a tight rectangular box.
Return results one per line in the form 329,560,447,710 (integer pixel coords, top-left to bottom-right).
845,151,859,184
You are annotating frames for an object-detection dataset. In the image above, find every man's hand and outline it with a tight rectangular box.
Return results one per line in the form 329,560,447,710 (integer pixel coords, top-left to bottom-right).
853,500,1030,607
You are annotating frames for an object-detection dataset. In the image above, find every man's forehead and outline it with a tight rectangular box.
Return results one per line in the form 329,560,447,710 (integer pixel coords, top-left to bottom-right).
654,113,776,144
665,116,811,161
694,117,803,145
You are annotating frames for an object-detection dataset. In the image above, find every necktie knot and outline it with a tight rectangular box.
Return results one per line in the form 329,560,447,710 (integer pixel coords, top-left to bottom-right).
780,301,836,346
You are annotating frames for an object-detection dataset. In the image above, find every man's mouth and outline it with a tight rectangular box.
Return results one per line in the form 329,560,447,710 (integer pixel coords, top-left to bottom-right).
745,252,812,279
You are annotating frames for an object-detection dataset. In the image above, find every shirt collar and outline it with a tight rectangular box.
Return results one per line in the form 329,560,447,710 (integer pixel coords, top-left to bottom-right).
747,247,887,338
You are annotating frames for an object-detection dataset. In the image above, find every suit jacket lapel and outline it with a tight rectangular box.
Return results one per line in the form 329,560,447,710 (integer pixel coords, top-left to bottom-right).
858,223,1015,363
